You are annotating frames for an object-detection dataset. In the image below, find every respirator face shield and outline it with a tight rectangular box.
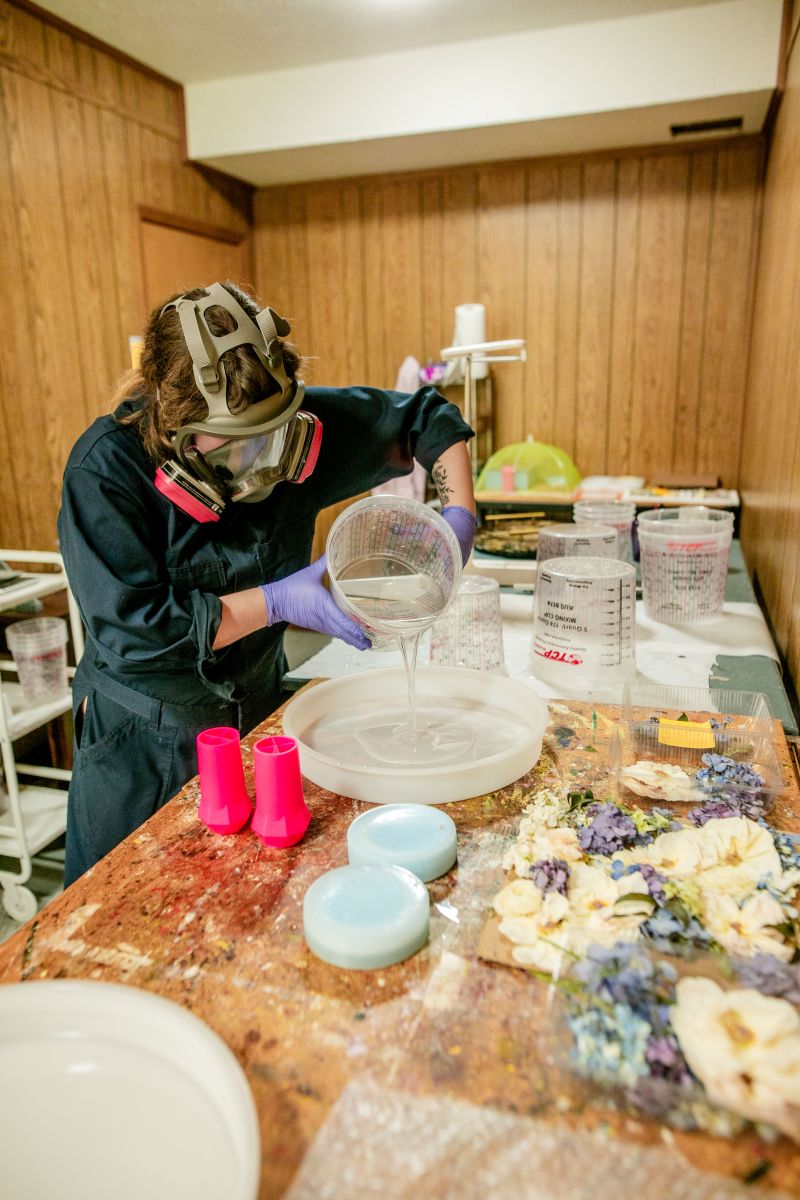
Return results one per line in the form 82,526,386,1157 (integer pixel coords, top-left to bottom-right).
153,283,322,520
173,408,321,504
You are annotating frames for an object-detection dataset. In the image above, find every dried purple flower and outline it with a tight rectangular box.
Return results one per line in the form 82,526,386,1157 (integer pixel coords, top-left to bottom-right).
637,863,668,907
645,1034,692,1084
732,953,800,1005
529,857,570,896
577,803,638,855
687,794,768,825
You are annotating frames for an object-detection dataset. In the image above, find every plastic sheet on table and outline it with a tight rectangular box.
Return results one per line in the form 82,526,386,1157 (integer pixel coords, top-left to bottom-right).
285,1078,791,1200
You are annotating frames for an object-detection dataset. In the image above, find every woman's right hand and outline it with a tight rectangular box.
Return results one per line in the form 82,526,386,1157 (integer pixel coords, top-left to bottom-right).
261,555,371,649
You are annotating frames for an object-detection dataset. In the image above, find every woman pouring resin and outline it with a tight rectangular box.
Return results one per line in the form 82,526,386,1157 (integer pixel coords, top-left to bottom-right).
58,282,476,884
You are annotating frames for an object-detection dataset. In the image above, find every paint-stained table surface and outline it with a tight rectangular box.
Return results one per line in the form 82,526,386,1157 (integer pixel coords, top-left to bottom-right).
2,695,800,1198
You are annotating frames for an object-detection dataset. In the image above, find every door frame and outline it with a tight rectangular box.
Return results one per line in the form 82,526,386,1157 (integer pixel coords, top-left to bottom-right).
135,206,253,321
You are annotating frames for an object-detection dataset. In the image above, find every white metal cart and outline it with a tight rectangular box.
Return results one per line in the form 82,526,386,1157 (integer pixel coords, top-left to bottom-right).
0,550,84,921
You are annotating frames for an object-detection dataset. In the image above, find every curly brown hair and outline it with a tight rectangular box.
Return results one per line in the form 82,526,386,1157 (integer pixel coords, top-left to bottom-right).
115,282,303,463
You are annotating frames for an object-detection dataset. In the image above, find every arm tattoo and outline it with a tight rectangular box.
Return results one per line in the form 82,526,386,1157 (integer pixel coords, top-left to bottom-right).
431,463,453,507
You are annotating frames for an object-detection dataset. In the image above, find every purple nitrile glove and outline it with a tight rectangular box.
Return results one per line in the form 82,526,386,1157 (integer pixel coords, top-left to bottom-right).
441,505,477,566
261,555,371,650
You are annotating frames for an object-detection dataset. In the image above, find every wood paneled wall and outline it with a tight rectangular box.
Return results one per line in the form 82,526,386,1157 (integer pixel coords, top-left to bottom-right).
253,140,763,486
739,14,800,690
0,0,252,550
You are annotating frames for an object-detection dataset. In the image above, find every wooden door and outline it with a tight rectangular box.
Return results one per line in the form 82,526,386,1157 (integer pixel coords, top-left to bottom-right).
138,210,253,317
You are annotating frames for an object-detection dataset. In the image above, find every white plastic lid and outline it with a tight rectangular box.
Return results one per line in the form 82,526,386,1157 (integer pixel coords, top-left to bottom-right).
347,804,457,882
303,864,429,970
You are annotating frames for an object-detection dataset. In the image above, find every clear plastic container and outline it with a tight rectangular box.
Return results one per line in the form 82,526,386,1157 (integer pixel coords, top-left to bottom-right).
611,683,783,811
428,576,506,673
530,556,636,686
573,500,636,562
536,522,618,565
638,506,733,623
6,617,68,704
326,496,462,647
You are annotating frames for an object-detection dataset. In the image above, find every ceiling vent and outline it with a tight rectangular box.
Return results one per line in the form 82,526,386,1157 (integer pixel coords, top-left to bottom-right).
670,116,744,136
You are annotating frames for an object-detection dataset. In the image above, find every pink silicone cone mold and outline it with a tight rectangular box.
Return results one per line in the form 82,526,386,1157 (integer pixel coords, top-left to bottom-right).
252,735,310,848
196,726,252,835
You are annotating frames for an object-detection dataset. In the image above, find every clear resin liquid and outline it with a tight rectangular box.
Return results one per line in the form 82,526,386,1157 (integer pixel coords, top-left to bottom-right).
304,696,532,770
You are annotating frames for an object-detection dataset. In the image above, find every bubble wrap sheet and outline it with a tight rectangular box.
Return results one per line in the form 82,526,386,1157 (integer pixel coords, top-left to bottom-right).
286,1080,790,1200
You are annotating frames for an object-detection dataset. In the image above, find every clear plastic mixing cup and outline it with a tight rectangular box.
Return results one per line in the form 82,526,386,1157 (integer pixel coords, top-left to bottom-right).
428,576,506,673
537,523,618,565
530,556,636,687
326,496,462,646
6,617,68,704
573,500,636,562
637,506,733,624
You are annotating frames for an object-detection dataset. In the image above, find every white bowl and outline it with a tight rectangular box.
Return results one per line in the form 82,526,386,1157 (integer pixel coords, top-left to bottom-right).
0,980,260,1200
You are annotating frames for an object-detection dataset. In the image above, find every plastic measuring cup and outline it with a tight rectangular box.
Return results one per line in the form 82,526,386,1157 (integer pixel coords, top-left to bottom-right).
573,500,636,562
6,617,68,704
637,506,733,623
428,576,506,673
530,556,636,686
326,496,462,647
536,523,618,565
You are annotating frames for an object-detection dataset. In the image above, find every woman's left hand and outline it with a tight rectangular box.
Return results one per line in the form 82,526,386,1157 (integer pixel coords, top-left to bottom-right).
441,504,477,565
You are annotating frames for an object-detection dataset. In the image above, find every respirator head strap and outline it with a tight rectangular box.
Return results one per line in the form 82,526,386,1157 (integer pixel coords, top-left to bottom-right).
161,284,294,415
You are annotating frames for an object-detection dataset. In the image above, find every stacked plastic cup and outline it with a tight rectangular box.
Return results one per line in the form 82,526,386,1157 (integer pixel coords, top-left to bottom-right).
637,506,734,624
428,576,506,673
537,523,618,565
6,617,68,704
530,556,637,687
573,500,637,563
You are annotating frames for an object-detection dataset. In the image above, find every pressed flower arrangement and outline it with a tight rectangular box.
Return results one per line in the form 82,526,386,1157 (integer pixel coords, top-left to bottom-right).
482,777,800,1140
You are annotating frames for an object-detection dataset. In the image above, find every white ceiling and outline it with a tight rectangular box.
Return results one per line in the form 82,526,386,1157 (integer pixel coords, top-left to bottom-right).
36,0,720,84
34,0,782,186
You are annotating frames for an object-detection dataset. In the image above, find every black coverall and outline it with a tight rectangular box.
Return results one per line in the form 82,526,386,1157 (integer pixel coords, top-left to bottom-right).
57,386,472,884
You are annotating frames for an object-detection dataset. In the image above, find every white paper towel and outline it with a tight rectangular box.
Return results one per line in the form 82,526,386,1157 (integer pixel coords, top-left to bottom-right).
443,303,489,386
453,303,488,378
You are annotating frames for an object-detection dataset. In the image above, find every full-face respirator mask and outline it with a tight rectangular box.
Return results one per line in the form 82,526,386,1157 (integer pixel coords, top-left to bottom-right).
153,284,321,522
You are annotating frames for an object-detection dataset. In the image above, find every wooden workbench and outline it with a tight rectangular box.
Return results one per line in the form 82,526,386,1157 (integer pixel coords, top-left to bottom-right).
1,696,799,1198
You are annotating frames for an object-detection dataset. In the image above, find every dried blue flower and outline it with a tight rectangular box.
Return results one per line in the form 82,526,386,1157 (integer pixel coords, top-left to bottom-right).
610,857,626,880
577,803,638,855
695,753,765,794
732,953,800,1005
642,906,712,952
573,942,676,1015
529,857,570,896
567,1002,651,1088
772,830,800,871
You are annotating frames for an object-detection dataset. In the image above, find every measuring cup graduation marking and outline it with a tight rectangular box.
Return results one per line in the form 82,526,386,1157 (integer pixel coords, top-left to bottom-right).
637,507,733,623
573,501,636,563
327,496,462,639
429,576,506,673
537,523,619,565
531,556,636,684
